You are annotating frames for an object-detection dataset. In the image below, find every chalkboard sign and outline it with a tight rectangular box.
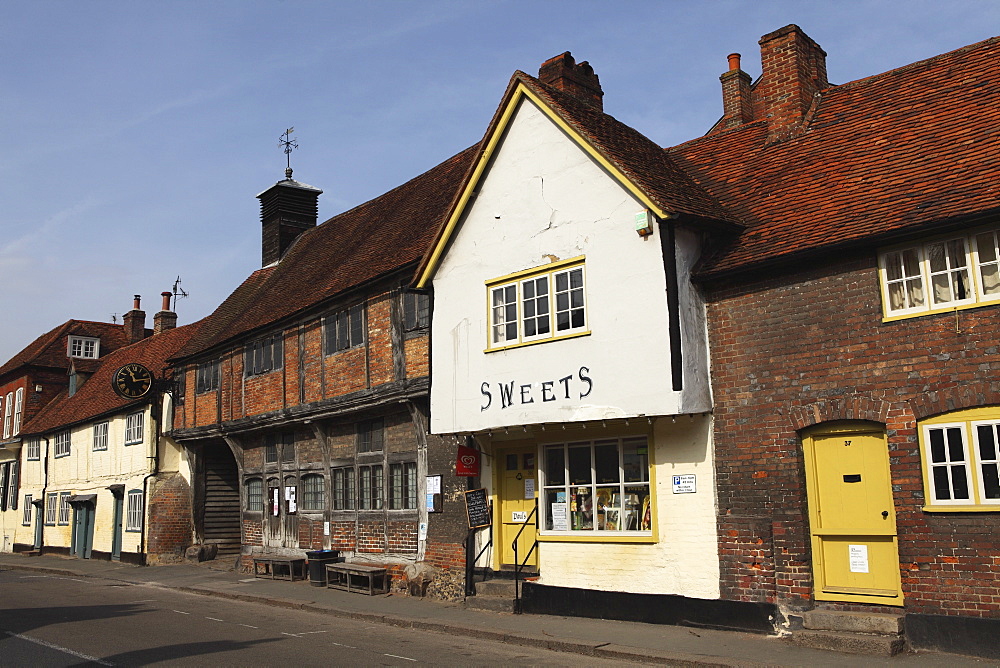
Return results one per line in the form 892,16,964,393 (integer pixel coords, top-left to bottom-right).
464,488,491,529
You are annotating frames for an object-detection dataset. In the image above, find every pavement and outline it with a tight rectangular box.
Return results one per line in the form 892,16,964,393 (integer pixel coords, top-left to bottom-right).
0,553,993,667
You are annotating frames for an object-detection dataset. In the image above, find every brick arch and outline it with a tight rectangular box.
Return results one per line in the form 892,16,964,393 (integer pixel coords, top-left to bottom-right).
909,382,1000,420
788,395,892,431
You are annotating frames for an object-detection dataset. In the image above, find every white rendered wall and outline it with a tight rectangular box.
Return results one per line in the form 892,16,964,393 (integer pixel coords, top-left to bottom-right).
430,98,711,435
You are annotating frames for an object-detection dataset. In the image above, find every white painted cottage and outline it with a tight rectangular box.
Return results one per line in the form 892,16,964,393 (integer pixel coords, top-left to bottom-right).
416,54,743,621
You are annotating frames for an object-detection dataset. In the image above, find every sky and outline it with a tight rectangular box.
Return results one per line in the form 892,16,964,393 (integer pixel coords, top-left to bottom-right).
1,0,997,363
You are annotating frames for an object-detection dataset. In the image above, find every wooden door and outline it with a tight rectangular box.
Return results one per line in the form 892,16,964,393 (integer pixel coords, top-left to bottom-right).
804,426,903,605
498,445,537,568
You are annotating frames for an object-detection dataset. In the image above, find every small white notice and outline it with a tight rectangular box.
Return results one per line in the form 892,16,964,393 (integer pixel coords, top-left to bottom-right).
323,521,330,537
524,478,535,499
512,510,528,522
849,544,869,573
551,502,568,531
419,522,428,541
426,476,441,495
672,474,697,494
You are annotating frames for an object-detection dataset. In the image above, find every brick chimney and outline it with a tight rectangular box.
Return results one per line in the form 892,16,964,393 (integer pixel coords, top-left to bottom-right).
257,170,323,267
719,52,754,129
153,291,177,334
754,24,828,141
122,295,146,344
538,52,604,111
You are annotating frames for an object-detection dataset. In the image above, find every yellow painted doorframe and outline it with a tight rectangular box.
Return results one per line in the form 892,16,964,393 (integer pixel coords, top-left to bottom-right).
493,441,539,571
802,422,903,606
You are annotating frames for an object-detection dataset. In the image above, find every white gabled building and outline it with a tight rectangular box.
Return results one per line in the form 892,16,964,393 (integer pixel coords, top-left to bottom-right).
416,54,743,622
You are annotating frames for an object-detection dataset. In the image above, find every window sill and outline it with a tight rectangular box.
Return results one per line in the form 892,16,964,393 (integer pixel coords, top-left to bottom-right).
882,299,999,322
485,329,591,354
538,531,656,544
922,504,1000,513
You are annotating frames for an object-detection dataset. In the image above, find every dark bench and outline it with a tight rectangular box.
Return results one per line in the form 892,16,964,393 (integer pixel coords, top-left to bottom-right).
253,556,307,581
326,562,389,595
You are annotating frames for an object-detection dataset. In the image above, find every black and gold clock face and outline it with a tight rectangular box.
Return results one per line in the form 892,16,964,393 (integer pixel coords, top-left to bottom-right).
112,363,154,399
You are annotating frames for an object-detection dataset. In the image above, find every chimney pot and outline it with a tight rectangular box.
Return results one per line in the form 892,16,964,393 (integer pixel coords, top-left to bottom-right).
161,291,172,311
727,53,742,71
133,295,141,310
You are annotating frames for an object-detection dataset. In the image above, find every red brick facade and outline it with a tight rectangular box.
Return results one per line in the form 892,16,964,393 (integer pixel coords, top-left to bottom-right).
146,472,194,564
706,253,1000,618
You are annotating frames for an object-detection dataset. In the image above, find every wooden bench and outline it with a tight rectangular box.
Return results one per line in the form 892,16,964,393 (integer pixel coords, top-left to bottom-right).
326,562,388,595
253,556,306,581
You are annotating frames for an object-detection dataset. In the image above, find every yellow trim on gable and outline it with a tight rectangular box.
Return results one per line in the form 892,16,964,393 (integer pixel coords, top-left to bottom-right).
416,83,670,289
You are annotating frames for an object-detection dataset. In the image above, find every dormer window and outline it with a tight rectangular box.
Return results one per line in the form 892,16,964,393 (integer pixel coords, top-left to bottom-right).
68,336,100,359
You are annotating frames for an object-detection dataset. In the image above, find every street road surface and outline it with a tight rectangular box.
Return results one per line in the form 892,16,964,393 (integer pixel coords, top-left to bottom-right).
0,568,645,666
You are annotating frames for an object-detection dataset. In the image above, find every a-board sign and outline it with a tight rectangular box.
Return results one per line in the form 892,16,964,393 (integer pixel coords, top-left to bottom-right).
464,488,491,529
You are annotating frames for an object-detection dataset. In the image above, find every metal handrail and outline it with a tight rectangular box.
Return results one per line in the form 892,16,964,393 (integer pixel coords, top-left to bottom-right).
463,526,492,597
511,500,539,614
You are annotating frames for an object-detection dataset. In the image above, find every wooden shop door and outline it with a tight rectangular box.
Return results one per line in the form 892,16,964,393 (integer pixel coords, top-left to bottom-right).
498,444,537,569
803,425,903,605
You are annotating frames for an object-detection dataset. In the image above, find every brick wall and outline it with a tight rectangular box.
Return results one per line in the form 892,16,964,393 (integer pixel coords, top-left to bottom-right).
146,472,193,563
706,253,1000,617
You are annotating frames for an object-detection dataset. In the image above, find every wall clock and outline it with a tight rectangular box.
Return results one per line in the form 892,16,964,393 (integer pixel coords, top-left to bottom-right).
112,363,154,399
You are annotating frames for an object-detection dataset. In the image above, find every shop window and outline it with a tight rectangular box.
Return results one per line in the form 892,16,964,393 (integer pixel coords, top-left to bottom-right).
301,474,325,511
487,259,587,351
244,334,283,377
58,491,71,525
920,407,1000,510
126,490,143,531
125,411,144,445
196,359,220,393
53,431,71,458
324,304,365,354
357,419,384,453
359,465,384,510
332,466,356,510
389,462,417,510
880,225,1000,319
541,437,652,534
93,421,109,451
402,291,430,332
245,478,263,512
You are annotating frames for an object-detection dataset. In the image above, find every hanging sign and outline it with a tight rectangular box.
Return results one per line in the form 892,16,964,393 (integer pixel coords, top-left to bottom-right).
456,445,480,477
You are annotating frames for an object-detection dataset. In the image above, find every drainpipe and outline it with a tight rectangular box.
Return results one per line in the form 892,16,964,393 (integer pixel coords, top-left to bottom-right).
138,389,165,564
39,436,49,551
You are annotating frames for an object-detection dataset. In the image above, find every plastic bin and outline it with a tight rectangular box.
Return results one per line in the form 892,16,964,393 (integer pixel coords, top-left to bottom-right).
305,550,343,587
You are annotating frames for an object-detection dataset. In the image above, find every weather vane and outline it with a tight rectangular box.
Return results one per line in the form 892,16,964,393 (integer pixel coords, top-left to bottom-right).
278,127,298,178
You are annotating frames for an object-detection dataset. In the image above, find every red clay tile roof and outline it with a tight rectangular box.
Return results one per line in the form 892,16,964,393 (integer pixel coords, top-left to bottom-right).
0,320,133,379
517,72,737,223
171,145,480,361
671,35,1000,278
22,320,203,435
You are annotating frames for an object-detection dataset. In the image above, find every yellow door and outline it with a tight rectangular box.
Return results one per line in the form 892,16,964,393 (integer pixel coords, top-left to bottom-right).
498,445,538,568
804,426,903,605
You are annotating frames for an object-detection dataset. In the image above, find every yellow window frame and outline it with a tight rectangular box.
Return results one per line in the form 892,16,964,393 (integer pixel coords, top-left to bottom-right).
485,256,590,352
919,406,1000,512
